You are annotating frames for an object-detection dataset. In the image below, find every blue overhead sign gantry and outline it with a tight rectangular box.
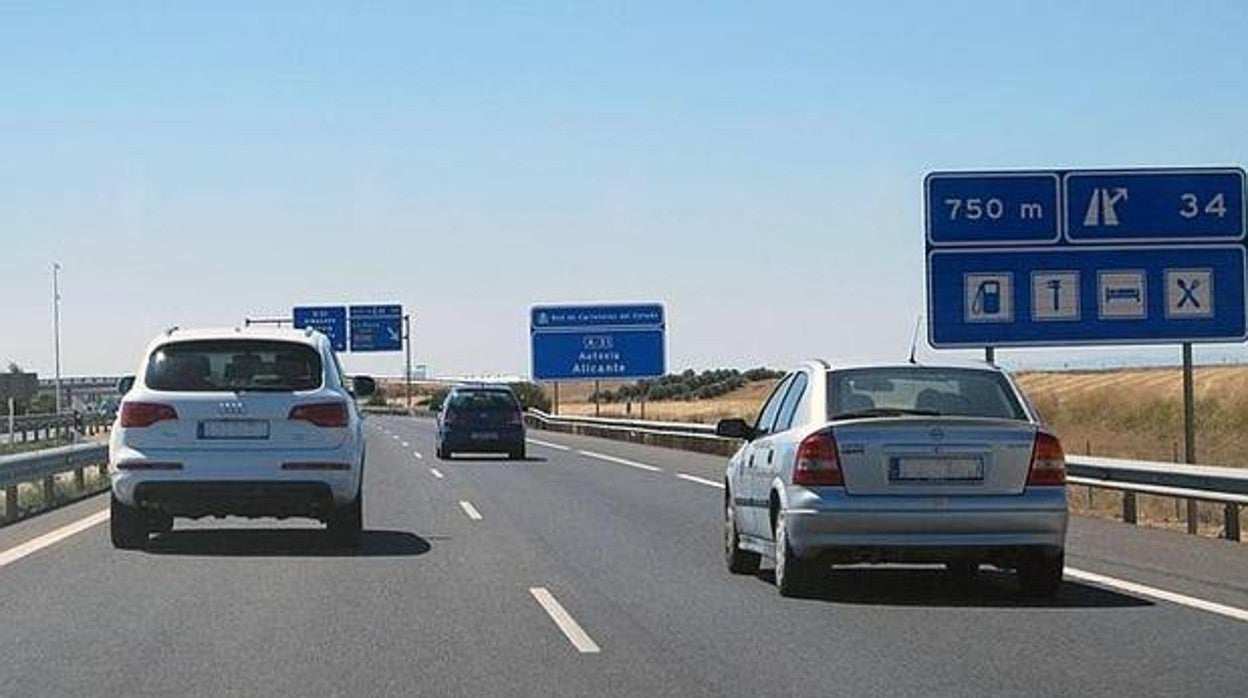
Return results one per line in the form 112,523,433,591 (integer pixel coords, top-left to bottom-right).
292,306,348,351
349,304,403,352
531,303,666,381
292,303,403,352
925,167,1247,348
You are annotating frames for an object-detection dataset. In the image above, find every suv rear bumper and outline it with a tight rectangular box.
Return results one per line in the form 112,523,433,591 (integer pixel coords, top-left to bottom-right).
133,481,337,519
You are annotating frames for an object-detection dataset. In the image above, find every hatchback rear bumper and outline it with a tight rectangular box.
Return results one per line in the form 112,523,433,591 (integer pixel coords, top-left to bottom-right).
783,486,1068,559
439,425,525,453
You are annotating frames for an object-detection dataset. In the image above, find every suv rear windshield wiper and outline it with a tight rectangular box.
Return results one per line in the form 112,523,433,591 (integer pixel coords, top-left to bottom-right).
832,407,941,420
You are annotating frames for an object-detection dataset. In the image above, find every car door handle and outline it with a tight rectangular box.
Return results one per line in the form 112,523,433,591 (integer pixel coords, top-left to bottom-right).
766,450,774,464
747,454,755,467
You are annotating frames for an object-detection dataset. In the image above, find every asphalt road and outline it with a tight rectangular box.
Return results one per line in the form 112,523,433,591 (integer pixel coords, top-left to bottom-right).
0,416,1244,697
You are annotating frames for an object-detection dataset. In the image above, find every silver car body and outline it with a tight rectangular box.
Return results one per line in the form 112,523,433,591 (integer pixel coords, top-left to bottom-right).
725,361,1067,567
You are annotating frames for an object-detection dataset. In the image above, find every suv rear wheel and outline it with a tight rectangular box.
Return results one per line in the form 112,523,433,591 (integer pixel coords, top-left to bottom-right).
327,490,363,547
110,495,148,549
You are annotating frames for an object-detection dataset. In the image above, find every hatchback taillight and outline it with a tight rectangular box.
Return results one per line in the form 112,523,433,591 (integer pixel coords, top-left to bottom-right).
120,402,178,428
793,430,844,487
508,410,523,425
1027,432,1066,486
288,402,349,428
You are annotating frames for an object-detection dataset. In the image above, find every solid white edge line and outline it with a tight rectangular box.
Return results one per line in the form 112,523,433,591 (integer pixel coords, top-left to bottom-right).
675,473,724,489
458,500,483,520
529,587,601,653
526,438,571,451
429,467,445,479
1065,567,1248,623
577,450,661,472
0,509,111,569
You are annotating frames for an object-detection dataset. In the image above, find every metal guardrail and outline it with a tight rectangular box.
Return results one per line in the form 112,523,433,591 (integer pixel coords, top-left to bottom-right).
525,410,1246,541
0,443,110,524
1,412,112,445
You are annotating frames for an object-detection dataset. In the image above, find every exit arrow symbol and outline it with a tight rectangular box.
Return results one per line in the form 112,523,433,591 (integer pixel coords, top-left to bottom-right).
387,326,400,342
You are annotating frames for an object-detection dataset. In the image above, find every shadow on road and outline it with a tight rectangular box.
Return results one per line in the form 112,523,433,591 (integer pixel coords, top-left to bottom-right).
142,528,432,558
444,455,548,463
755,567,1152,609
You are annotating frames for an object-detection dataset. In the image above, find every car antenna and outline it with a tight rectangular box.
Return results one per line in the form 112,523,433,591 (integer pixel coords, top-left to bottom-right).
907,315,922,364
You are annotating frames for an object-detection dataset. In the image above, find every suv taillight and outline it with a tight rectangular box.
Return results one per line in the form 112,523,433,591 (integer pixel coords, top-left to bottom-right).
793,430,844,486
288,402,349,428
1027,432,1066,486
120,402,178,428
508,410,523,425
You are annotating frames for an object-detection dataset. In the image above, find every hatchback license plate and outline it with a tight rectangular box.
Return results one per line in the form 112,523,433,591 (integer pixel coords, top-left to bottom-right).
890,456,983,482
471,431,498,440
199,419,270,440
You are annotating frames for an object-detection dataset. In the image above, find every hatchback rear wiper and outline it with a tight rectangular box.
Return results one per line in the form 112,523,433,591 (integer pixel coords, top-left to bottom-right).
832,407,941,420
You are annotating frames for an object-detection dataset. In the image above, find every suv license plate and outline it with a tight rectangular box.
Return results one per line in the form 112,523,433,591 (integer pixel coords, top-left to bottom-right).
199,419,271,440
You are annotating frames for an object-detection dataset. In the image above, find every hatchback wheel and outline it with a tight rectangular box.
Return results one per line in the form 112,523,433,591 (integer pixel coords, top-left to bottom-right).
774,514,816,597
724,495,760,575
509,446,526,460
110,494,148,550
1018,549,1064,598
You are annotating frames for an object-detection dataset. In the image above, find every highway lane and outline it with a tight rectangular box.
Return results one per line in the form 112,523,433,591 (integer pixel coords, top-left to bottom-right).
0,416,1242,697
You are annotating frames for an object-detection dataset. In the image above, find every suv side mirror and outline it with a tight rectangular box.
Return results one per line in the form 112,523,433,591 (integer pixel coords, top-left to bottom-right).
352,376,377,398
117,375,136,395
716,418,756,440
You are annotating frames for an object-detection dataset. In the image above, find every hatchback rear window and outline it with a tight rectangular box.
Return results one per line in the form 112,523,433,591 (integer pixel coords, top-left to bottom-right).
827,368,1026,421
447,390,519,411
145,340,323,392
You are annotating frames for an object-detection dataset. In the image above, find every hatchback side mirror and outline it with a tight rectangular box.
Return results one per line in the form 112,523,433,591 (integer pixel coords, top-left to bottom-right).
117,375,136,395
352,376,377,398
716,418,756,440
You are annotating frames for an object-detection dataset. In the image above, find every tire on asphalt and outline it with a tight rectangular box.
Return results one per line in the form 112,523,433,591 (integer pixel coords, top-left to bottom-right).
725,493,760,575
327,490,364,548
774,513,817,597
110,494,148,550
509,446,526,460
1017,549,1064,598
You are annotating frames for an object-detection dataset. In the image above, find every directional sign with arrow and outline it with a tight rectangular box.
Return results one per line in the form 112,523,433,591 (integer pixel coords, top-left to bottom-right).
349,304,404,352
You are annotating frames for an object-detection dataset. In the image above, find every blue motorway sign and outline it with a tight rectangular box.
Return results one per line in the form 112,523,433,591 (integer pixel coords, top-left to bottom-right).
349,304,403,352
926,167,1247,348
531,303,666,380
292,306,347,351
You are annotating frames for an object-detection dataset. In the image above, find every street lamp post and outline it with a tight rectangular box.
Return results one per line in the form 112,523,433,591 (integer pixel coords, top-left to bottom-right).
53,263,63,414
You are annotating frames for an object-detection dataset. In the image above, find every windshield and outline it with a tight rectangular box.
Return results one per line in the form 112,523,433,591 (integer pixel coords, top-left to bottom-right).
828,368,1027,421
145,340,323,392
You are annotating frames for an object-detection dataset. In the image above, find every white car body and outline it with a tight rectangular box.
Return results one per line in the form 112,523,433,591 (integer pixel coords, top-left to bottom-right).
109,327,367,546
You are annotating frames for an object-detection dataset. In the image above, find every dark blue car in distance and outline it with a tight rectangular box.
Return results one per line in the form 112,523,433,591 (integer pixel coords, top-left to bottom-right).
436,385,526,460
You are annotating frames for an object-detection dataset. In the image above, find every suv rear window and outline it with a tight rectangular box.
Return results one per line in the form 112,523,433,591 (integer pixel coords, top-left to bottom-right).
827,368,1026,421
145,340,323,392
446,390,519,412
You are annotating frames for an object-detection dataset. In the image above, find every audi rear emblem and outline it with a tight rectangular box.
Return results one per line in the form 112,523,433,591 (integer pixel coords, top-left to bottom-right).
218,401,247,415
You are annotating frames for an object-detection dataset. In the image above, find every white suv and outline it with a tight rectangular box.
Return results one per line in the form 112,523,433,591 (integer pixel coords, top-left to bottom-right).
109,327,374,549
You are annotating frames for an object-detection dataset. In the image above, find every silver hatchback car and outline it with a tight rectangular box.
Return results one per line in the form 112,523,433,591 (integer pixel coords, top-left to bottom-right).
718,361,1067,598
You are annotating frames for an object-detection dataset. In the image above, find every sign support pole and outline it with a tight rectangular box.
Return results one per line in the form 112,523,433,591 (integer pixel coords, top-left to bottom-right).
1182,343,1199,534
404,314,413,412
553,382,560,415
594,380,601,417
984,347,995,365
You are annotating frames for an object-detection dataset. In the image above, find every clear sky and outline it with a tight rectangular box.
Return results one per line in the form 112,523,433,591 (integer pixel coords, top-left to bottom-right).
4,1,1248,378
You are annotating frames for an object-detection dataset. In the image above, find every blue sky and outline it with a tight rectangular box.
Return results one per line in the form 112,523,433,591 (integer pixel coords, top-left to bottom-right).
3,1,1248,378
